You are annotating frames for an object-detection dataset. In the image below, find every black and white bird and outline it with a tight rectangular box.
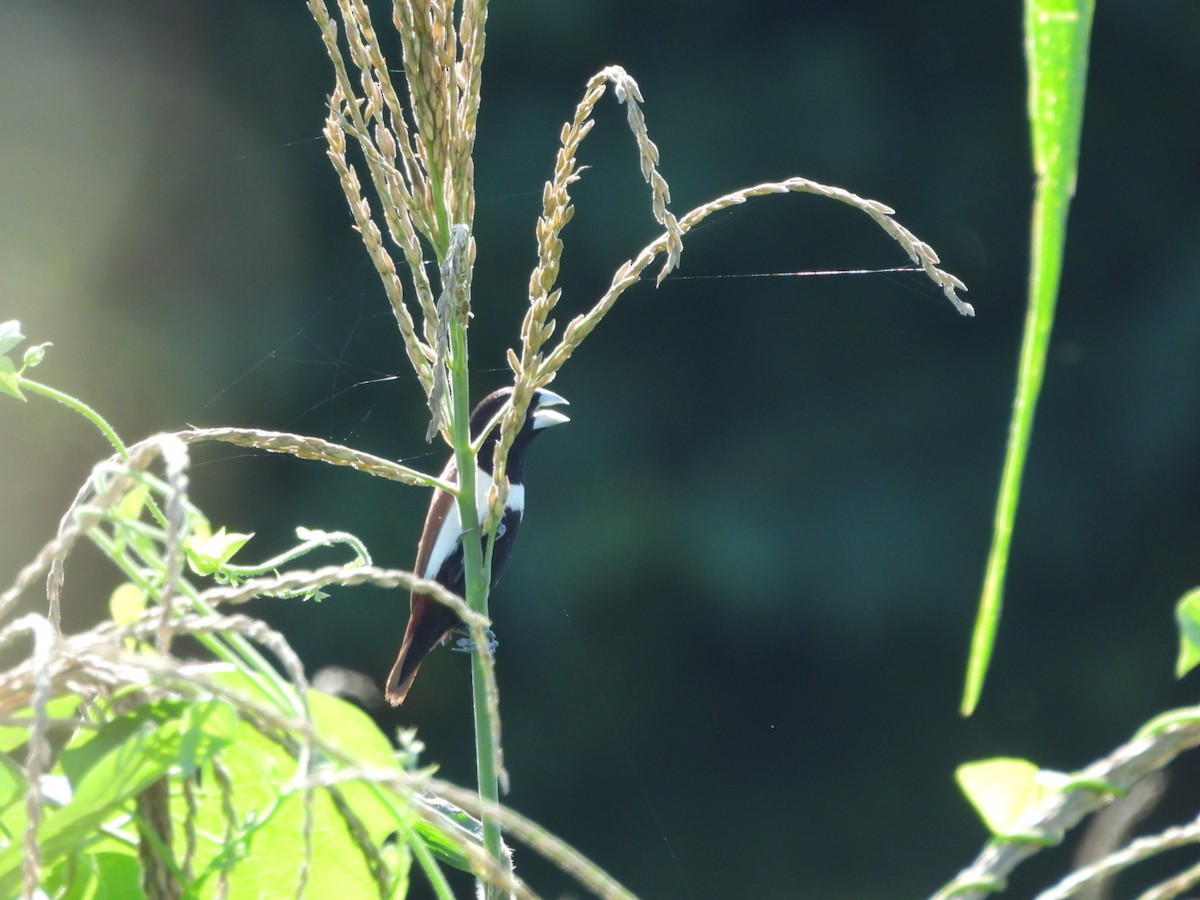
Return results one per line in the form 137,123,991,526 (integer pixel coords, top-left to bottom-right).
385,386,569,706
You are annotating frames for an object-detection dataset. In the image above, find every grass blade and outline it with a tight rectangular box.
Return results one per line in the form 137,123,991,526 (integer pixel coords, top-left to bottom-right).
962,0,1096,716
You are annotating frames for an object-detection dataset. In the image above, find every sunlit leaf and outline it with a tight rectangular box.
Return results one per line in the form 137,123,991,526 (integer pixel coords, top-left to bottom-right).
0,753,26,817
416,794,482,872
0,694,82,755
174,684,410,898
187,526,254,575
955,757,1059,836
109,583,147,627
0,700,236,896
114,483,150,523
1175,588,1200,678
47,849,142,900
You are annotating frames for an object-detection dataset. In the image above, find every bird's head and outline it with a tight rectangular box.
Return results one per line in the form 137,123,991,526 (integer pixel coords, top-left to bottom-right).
470,386,569,475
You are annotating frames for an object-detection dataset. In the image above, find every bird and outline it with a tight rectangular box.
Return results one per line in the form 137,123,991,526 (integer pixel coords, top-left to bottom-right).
384,386,569,706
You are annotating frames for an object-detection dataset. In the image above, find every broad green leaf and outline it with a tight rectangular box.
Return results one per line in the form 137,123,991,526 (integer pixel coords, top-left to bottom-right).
308,690,397,769
161,673,416,895
47,849,144,900
0,693,82,754
187,526,254,575
300,700,476,872
1175,588,1200,678
956,757,1059,836
179,692,409,898
57,700,225,784
0,700,236,896
0,753,26,825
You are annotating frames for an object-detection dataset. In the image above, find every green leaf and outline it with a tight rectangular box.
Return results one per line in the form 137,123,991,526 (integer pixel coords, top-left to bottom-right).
187,526,254,576
109,583,147,627
47,850,145,900
114,483,151,523
0,693,81,754
292,696,479,873
0,321,23,357
0,753,27,823
961,0,1096,716
1175,588,1200,678
178,687,410,898
956,757,1060,836
415,795,482,872
308,690,397,769
58,700,236,789
0,356,23,401
0,700,236,896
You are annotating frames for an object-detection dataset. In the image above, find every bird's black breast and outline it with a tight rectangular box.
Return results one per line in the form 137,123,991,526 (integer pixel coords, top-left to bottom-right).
486,506,524,588
430,504,524,596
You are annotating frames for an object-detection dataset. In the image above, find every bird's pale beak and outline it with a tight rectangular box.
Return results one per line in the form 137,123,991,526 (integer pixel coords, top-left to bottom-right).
532,389,570,430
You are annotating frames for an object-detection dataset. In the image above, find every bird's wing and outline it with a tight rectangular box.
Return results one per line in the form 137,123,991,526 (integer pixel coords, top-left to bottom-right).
414,461,459,581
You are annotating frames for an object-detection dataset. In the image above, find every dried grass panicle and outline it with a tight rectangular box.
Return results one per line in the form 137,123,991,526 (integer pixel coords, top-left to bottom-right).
593,66,682,284
517,66,679,382
318,8,432,322
135,778,177,899
180,774,199,881
454,0,488,215
210,758,239,899
430,780,636,900
311,0,488,426
1,614,56,897
156,434,190,653
198,563,488,631
0,581,373,895
1141,857,1200,900
426,223,475,442
510,63,976,427
488,66,684,528
532,174,974,385
671,178,973,316
174,427,454,492
393,0,461,223
1038,808,1200,900
323,107,435,396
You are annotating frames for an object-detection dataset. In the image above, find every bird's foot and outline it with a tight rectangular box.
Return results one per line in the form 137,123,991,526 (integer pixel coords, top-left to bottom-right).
451,626,498,654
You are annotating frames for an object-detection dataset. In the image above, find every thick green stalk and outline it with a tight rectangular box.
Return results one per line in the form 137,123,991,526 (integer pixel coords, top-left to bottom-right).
445,312,508,889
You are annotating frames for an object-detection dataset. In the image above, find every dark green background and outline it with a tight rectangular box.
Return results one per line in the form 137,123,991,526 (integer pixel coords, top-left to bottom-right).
2,2,1199,897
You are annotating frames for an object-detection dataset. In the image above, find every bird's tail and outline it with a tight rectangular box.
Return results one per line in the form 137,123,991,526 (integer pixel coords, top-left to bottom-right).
385,598,460,705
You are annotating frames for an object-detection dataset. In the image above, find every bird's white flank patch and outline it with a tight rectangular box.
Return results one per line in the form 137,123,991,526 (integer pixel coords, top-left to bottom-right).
422,467,525,579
